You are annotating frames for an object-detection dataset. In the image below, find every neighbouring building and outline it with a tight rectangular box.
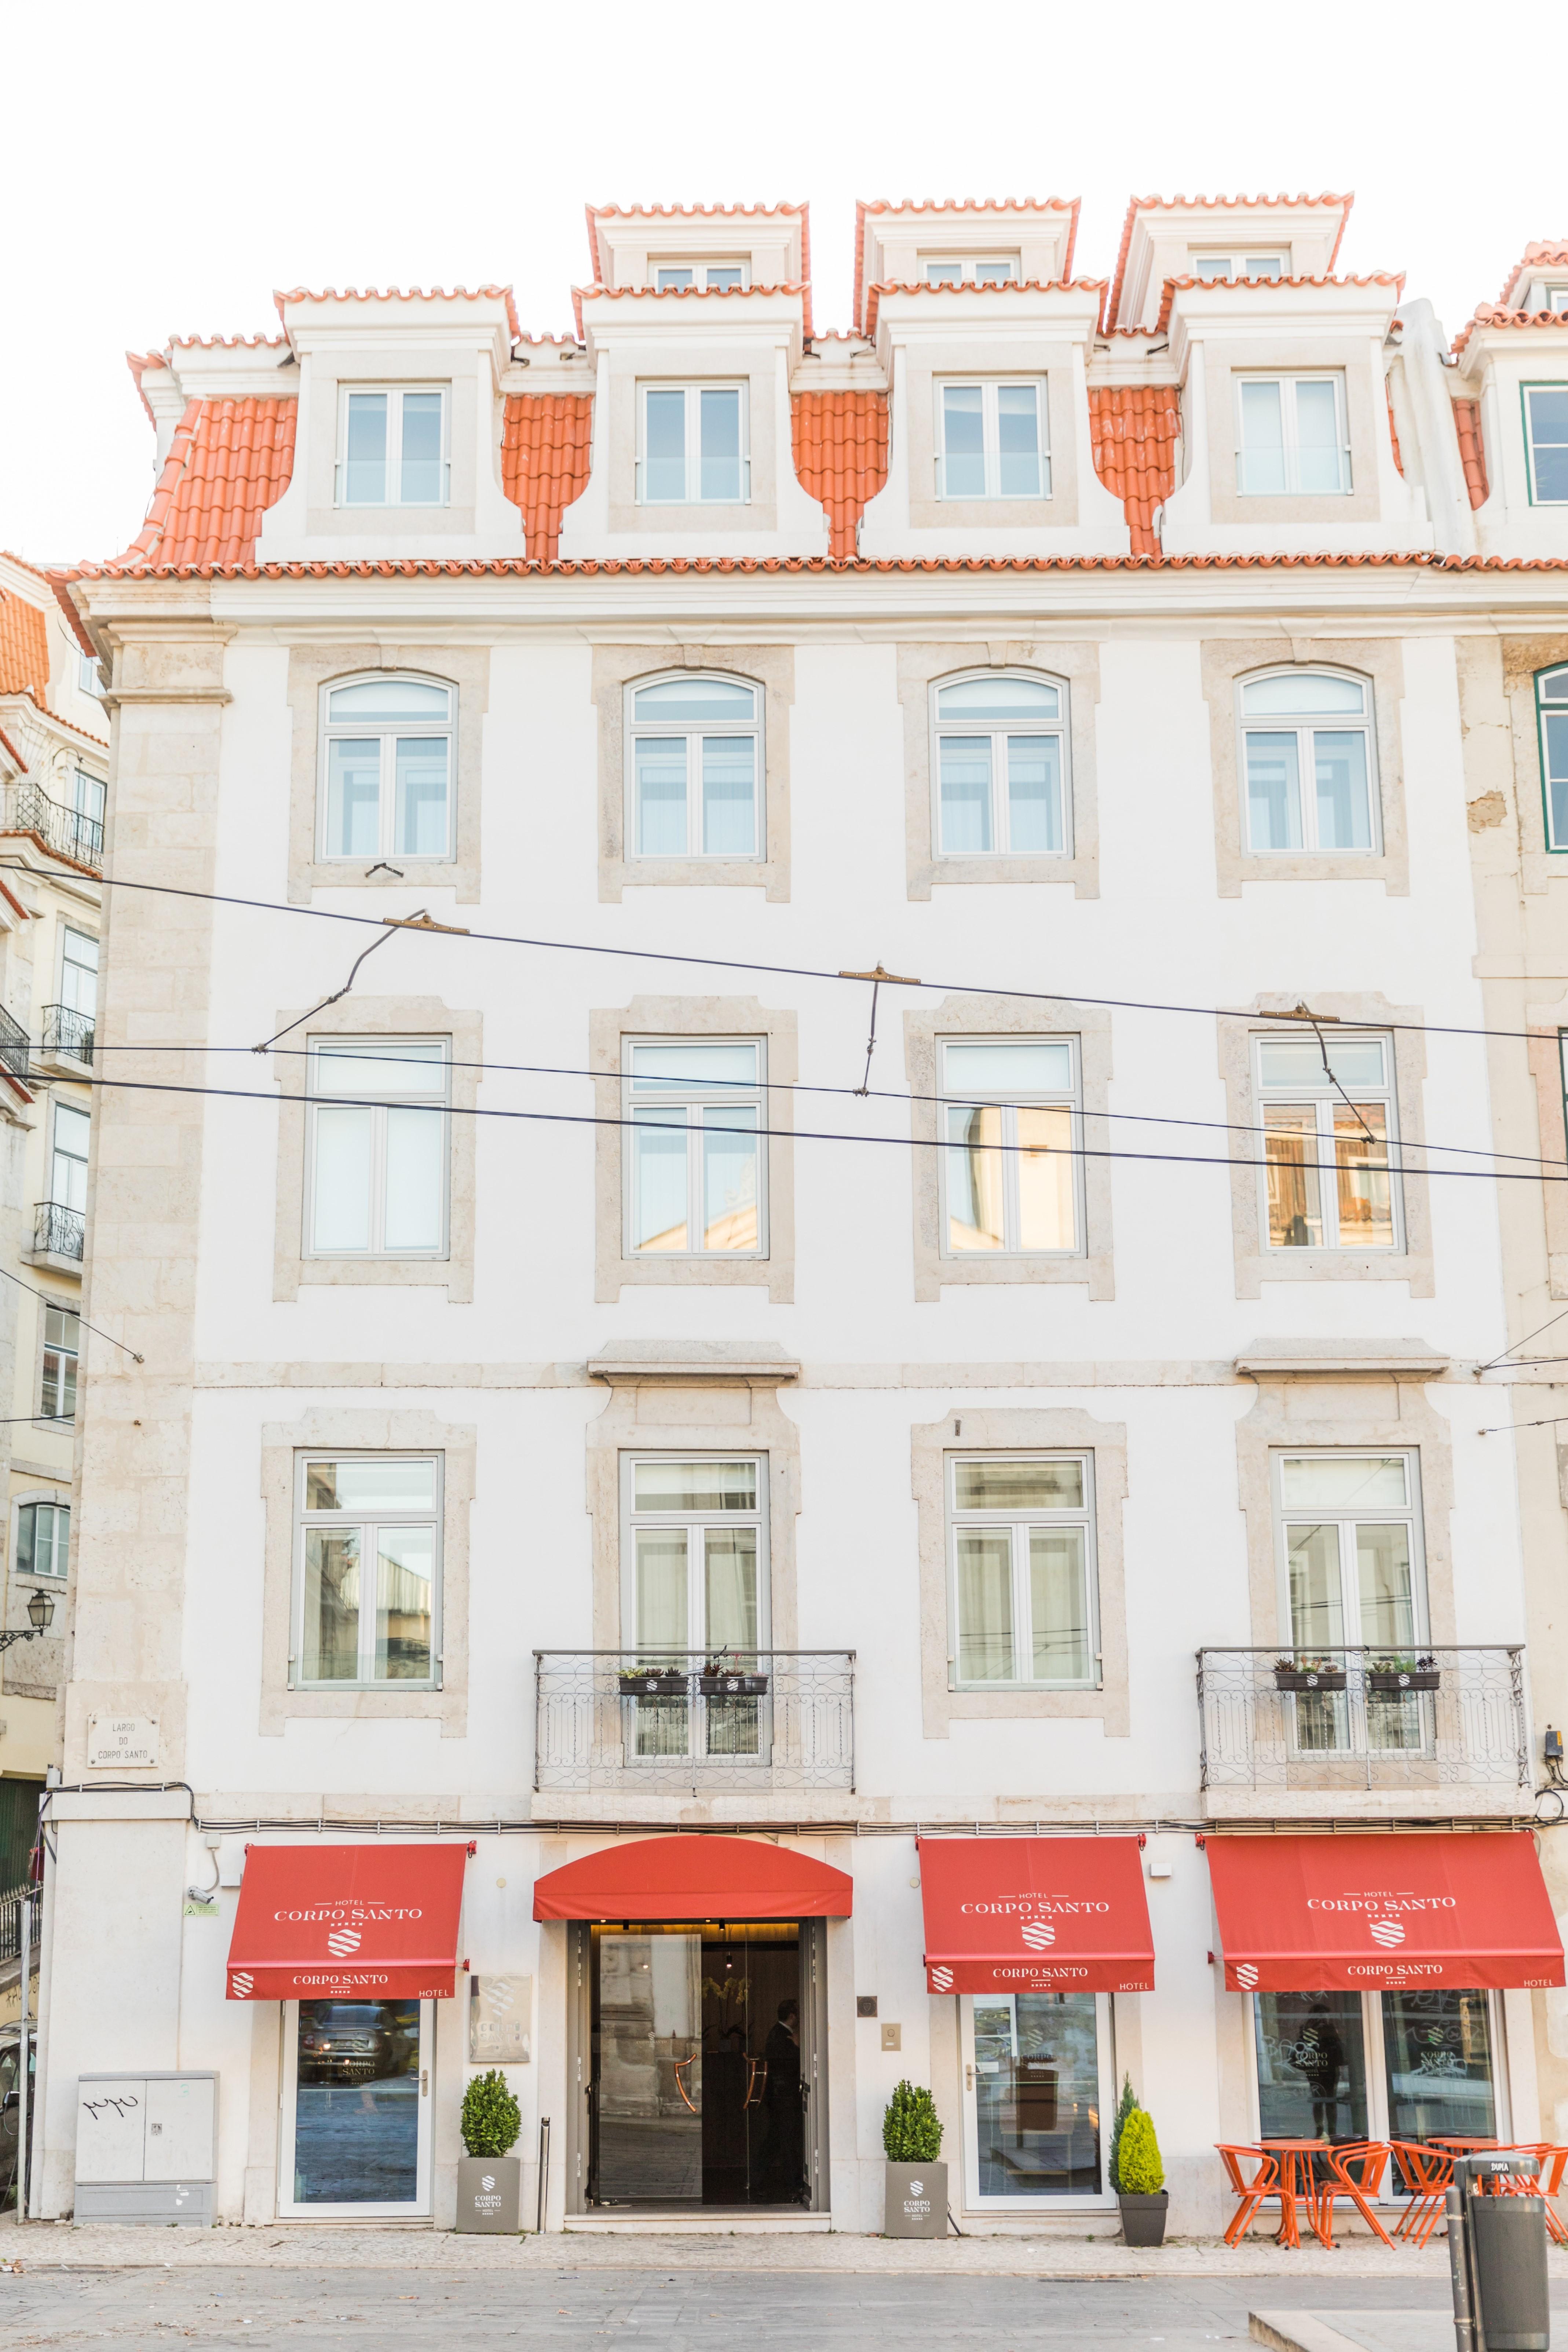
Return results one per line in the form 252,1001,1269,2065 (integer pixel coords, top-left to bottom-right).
25,195,1568,2236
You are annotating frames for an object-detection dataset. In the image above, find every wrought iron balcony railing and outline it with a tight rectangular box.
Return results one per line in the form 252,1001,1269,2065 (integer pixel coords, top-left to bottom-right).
1197,1647,1529,1794
0,1001,29,1085
32,1201,84,1262
0,781,103,871
38,1004,93,1064
534,1649,855,1794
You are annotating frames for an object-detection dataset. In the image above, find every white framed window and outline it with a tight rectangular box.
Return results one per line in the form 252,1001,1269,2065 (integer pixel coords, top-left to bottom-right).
1524,385,1568,504
947,1453,1099,1688
621,1454,769,1764
1549,288,1568,315
940,1038,1081,1257
70,770,104,860
933,673,1069,855
936,380,1048,498
294,1453,440,1687
1191,251,1284,281
923,254,1019,284
654,261,749,291
623,1039,765,1258
1538,666,1568,848
637,383,749,503
1274,1450,1428,1760
961,1990,1115,2207
280,1995,433,2216
77,652,103,697
1252,1984,1505,2150
15,1496,69,1581
39,1304,78,1422
1256,1031,1400,1252
60,926,98,1020
306,1037,450,1259
51,1102,89,1213
1236,374,1350,494
627,674,761,859
1239,670,1378,852
318,674,452,862
336,387,449,507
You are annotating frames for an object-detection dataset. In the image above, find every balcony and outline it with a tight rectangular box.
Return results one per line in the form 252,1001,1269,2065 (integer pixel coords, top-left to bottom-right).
30,1201,84,1265
1198,1647,1529,1808
0,781,103,872
0,1002,29,1086
534,1650,855,1797
37,1004,93,1066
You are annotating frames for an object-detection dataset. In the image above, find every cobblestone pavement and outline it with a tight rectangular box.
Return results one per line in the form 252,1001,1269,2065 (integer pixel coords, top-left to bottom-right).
0,2268,1555,2352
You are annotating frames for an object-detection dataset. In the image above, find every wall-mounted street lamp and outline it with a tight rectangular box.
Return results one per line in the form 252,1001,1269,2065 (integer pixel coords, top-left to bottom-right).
0,1587,56,1651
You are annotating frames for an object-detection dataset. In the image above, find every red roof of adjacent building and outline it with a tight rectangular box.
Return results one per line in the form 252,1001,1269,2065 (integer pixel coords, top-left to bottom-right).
119,397,297,568
791,390,889,557
1494,243,1568,309
1454,399,1490,508
1087,386,1180,555
501,395,595,560
0,584,51,696
853,198,1080,331
1106,191,1352,329
1452,305,1568,357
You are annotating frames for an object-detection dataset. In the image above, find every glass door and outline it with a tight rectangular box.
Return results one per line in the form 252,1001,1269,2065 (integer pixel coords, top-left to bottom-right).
959,1991,1114,2209
1278,1453,1429,1757
278,1997,432,2217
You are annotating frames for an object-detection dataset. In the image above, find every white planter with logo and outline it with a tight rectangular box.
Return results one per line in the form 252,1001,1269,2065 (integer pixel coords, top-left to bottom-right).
455,2154,521,2233
883,2159,947,2238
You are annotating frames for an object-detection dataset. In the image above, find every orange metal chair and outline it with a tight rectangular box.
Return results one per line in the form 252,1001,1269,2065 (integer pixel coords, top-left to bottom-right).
1387,2140,1454,2247
1487,2145,1568,2245
1217,2143,1284,2246
1318,2141,1395,2249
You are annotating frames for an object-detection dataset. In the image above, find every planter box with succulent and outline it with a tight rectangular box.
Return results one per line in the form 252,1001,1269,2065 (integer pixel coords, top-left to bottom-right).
1272,1655,1347,1693
1366,1654,1440,1695
455,2068,523,2234
697,1653,770,1698
618,1667,690,1699
1109,2076,1167,2246
882,2079,946,2239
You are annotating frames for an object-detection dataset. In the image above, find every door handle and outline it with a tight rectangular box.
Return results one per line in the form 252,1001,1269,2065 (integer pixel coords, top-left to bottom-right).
673,2056,699,2113
966,2064,974,2091
420,2070,428,2098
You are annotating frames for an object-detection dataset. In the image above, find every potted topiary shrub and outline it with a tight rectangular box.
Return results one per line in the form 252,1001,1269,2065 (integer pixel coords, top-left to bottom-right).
1114,2101,1168,2246
882,2079,946,2239
456,2067,523,2233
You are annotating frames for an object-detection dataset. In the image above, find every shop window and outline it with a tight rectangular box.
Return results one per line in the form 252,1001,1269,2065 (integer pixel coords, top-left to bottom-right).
939,1038,1081,1257
961,1990,1114,2205
627,675,761,860
318,675,453,863
1235,374,1350,494
336,388,449,507
1535,666,1568,848
305,1036,450,1259
1254,1987,1500,2148
623,1040,765,1257
15,1498,68,1581
39,1304,78,1422
1238,670,1378,853
933,673,1070,856
293,1454,440,1688
1256,1031,1401,1252
947,1454,1099,1689
936,380,1048,498
637,384,749,504
1524,385,1568,503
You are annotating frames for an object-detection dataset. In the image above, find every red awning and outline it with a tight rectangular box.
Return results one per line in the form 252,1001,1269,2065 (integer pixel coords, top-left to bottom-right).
1206,1832,1566,1993
226,1843,469,2001
918,1836,1156,1994
531,1835,853,1921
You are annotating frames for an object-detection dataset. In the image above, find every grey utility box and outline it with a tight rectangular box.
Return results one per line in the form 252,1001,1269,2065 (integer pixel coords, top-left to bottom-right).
74,2073,216,2225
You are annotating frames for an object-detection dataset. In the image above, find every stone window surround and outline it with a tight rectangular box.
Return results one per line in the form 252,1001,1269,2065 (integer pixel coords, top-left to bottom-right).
903,992,1115,1303
1234,1374,1458,1651
1524,985,1568,1298
593,643,794,902
899,339,1082,531
912,1406,1129,1738
898,641,1100,901
604,355,781,536
1221,994,1432,1301
1199,337,1385,527
591,994,796,1304
258,1405,476,1735
585,1370,801,1652
285,644,488,905
270,994,482,1304
1202,636,1409,897
1496,632,1568,894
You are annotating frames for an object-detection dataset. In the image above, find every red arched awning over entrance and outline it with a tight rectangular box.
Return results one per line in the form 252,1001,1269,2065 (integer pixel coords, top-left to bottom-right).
531,1836,853,1921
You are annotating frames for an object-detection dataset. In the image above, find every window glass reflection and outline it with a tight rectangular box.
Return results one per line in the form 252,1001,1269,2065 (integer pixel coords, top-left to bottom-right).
972,1993,1101,2196
1254,1991,1368,2141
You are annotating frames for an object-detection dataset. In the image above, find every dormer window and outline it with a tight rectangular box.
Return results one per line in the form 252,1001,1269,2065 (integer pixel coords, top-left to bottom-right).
654,262,749,292
923,256,1018,285
1236,374,1350,494
337,388,449,507
1191,251,1284,281
936,381,1048,500
637,385,749,504
1524,387,1568,503
1546,286,1568,314
319,675,453,862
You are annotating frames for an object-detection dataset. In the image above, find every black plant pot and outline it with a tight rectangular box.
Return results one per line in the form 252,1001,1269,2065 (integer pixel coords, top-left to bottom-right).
1368,1670,1441,1694
697,1672,769,1698
618,1672,689,1699
1274,1669,1347,1692
1118,2189,1169,2247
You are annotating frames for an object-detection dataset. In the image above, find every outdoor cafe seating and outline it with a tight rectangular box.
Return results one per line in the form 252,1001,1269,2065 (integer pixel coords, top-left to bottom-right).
1216,2137,1568,2251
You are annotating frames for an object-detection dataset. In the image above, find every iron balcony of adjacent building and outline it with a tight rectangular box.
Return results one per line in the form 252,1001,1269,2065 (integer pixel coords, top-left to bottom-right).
534,1648,855,1794
36,1004,94,1068
1196,1646,1529,1796
0,781,103,873
29,1200,84,1267
0,1001,29,1087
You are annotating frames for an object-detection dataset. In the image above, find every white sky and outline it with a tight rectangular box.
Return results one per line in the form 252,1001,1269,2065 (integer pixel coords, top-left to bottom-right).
7,0,1561,565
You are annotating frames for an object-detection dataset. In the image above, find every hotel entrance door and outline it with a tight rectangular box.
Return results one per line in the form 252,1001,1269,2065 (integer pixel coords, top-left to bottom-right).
587,1922,808,2208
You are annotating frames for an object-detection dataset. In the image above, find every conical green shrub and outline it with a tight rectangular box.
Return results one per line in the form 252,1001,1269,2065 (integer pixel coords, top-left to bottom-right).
1115,2106,1165,2195
1108,2072,1139,2191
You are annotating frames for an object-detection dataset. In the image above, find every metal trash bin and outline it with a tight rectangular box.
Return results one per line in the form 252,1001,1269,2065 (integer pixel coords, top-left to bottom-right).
1447,2155,1551,2352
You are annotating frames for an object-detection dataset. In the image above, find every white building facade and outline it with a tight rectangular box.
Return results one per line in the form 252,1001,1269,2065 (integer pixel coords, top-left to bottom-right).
28,196,1568,2235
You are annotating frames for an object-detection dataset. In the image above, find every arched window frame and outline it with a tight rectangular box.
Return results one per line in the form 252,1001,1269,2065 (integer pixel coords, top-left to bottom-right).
929,670,1072,861
316,671,456,866
623,671,765,864
1535,664,1568,851
1235,666,1381,857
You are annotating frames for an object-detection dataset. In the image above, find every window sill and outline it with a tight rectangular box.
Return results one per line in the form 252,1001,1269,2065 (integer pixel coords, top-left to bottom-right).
289,1683,442,1696
950,1681,1103,1696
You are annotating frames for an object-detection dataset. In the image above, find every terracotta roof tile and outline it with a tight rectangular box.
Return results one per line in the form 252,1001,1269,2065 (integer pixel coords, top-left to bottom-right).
1494,243,1568,309
1114,270,1401,339
1087,386,1179,554
790,390,889,556
1386,390,1404,478
0,585,50,697
854,197,1079,330
1454,398,1489,508
862,275,1104,342
571,279,810,342
1452,305,1568,357
272,284,523,342
501,395,594,560
119,396,297,567
585,204,811,335
1107,191,1352,329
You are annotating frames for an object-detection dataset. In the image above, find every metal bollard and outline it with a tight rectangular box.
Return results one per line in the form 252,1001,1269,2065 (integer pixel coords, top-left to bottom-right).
1447,2184,1478,2352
